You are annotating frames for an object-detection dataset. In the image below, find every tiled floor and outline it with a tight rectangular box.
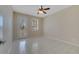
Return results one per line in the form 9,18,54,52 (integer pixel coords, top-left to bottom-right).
9,37,79,54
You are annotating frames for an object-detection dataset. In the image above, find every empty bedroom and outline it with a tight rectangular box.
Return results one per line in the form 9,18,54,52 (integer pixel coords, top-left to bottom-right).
0,5,79,54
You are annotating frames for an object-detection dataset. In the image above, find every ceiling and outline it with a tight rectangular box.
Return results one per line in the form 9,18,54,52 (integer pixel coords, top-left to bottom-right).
12,5,72,18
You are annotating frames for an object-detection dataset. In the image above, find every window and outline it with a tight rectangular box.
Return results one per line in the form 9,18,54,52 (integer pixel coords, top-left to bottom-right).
0,16,3,40
32,19,39,32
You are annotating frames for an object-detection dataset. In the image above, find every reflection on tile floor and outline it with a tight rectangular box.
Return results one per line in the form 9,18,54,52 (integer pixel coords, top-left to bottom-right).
9,37,79,54
19,40,27,54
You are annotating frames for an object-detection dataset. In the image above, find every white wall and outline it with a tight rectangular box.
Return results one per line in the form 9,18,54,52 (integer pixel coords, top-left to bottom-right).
44,6,79,46
0,6,13,53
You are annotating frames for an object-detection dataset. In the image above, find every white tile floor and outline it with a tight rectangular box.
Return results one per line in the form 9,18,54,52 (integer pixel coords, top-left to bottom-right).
9,37,79,54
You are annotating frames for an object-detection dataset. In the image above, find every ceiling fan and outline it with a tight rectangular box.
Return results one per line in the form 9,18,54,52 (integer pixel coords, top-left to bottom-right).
37,5,50,14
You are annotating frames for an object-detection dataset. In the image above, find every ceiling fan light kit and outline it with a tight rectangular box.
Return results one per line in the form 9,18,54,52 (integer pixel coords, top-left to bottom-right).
37,5,50,14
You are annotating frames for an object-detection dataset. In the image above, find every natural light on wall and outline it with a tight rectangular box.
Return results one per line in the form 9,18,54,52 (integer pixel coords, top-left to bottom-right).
0,16,3,40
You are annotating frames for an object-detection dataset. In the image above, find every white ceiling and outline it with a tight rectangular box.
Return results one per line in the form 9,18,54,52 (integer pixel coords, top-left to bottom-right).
12,5,71,18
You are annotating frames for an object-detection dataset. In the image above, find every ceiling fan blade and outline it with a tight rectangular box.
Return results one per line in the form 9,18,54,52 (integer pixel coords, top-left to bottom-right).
43,10,47,14
44,8,50,10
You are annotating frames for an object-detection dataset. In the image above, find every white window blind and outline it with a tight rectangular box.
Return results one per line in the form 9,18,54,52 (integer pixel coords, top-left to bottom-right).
32,19,39,32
